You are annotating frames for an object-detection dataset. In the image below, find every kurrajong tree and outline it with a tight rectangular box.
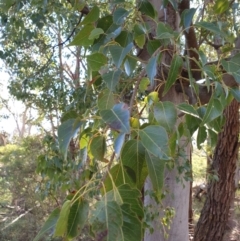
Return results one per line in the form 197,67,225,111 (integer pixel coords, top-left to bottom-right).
0,0,240,241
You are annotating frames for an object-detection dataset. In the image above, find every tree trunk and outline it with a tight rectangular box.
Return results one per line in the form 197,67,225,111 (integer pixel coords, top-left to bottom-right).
144,88,190,241
143,2,191,240
194,99,239,241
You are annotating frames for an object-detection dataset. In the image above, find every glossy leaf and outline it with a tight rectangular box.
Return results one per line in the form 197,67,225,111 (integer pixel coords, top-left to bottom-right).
90,201,123,241
178,103,200,118
58,119,81,159
146,54,159,86
33,208,60,241
139,0,156,19
90,135,106,161
102,69,122,91
145,151,165,195
201,98,223,125
124,56,137,76
105,184,143,217
89,28,104,40
113,8,129,25
115,31,133,47
121,204,143,241
139,125,169,160
121,140,145,187
195,21,223,35
147,40,161,55
163,55,183,95
185,114,201,136
181,8,196,33
81,5,100,25
196,126,207,149
97,89,116,110
69,24,95,46
54,200,71,237
114,133,125,156
153,101,177,132
104,164,135,192
230,88,240,102
221,54,240,83
156,22,174,39
100,103,130,133
87,53,107,71
109,42,133,68
67,199,89,239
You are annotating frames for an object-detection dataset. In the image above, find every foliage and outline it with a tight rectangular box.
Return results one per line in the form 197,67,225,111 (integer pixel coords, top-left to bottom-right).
0,0,240,240
0,137,58,241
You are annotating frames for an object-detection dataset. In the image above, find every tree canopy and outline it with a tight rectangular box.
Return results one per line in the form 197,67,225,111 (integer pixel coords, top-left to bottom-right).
0,0,240,240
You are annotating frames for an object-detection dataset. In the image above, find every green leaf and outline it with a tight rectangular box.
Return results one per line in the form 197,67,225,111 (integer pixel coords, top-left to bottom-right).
214,0,229,14
230,88,240,102
146,54,159,86
163,55,183,95
221,54,240,83
67,199,89,239
58,119,81,159
103,164,135,192
145,151,165,195
114,133,125,156
115,31,133,47
153,101,177,132
146,91,159,105
178,103,200,118
69,24,95,46
138,0,156,19
87,53,107,71
196,126,207,149
97,89,116,110
100,103,130,133
139,125,169,160
121,204,143,241
90,201,123,241
89,28,104,40
54,200,71,237
80,6,100,25
102,69,122,91
134,34,146,48
133,24,146,48
195,21,223,35
181,8,196,33
201,98,223,125
185,114,201,136
109,42,133,68
33,208,60,241
90,135,106,161
105,184,143,217
208,129,218,148
147,40,161,56
113,8,129,25
139,77,150,92
121,140,146,187
124,56,137,76
156,22,174,39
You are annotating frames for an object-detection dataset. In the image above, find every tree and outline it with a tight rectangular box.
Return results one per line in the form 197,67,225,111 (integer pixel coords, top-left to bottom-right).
0,0,240,241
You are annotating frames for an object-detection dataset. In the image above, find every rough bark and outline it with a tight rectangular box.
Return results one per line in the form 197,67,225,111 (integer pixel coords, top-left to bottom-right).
194,99,239,241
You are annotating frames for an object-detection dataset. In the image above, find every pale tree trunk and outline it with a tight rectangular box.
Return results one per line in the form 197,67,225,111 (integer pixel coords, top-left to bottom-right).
142,1,191,241
194,99,239,241
144,88,190,241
